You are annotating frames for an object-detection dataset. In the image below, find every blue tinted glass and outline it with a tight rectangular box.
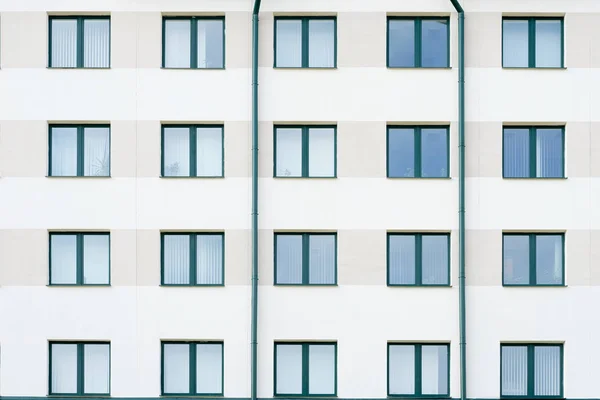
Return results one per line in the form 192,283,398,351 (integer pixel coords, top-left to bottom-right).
198,19,224,68
388,20,415,67
503,235,530,285
536,235,563,285
388,128,415,177
389,235,416,285
421,20,448,67
536,129,563,178
276,20,302,67
504,129,529,178
276,235,303,284
421,128,448,177
535,20,562,67
503,20,529,67
421,235,449,285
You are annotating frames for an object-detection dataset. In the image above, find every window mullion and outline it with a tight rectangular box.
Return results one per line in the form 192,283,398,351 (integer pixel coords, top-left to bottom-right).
77,18,84,68
415,128,421,178
190,126,197,177
189,343,196,395
529,19,536,68
415,345,422,396
530,235,537,285
302,127,309,177
77,343,85,395
303,234,310,285
78,126,85,176
415,235,422,285
190,234,197,285
415,19,421,67
302,344,310,395
302,19,309,67
77,234,84,285
527,345,535,397
530,128,537,178
191,18,198,68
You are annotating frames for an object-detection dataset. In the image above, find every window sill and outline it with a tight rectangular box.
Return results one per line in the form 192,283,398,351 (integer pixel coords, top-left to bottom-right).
46,175,111,178
503,284,566,288
273,66,337,70
47,284,111,287
503,177,567,180
387,66,452,70
502,66,567,70
160,176,225,179
161,67,226,70
388,285,452,288
273,176,337,179
161,284,225,287
160,395,224,398
274,284,338,287
47,67,111,70
48,395,111,398
274,396,337,398
387,176,451,180
388,396,451,399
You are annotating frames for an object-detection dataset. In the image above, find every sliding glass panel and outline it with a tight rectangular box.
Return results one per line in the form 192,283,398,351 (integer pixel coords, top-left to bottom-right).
51,19,78,67
536,129,563,178
276,20,302,67
389,345,415,395
275,235,303,284
308,128,335,177
83,19,110,68
308,235,335,284
535,20,562,67
388,20,415,67
388,128,415,177
308,20,335,67
421,20,448,67
502,346,528,396
51,127,78,176
534,346,561,396
163,127,190,176
197,235,223,285
389,235,416,285
196,127,222,177
163,235,190,284
504,128,530,178
51,235,77,284
164,344,190,393
83,127,110,176
276,345,303,394
83,235,110,284
503,235,530,285
276,128,302,177
84,344,110,394
422,346,448,395
51,344,78,394
503,20,529,67
196,344,222,394
536,235,563,285
197,20,224,68
422,236,449,285
165,20,191,68
421,128,448,177
309,345,335,394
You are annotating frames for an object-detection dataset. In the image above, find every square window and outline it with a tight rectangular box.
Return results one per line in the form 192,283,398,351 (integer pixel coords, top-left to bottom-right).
388,17,449,68
388,234,450,286
162,342,223,395
49,125,110,177
503,234,564,286
274,126,336,178
503,127,564,178
275,17,336,68
50,233,110,285
275,233,336,285
49,17,110,68
388,127,449,178
50,342,110,395
502,18,563,68
388,343,449,397
275,343,336,396
162,125,224,177
163,17,225,68
162,233,224,285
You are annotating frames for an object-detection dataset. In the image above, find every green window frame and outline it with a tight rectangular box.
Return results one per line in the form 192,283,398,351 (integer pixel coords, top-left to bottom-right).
502,17,564,68
274,342,337,397
502,233,565,286
387,126,450,178
387,343,450,397
500,344,563,399
161,341,224,396
48,125,111,177
502,126,565,178
161,233,225,286
274,16,337,68
162,16,225,69
387,17,450,68
48,16,111,68
49,342,111,396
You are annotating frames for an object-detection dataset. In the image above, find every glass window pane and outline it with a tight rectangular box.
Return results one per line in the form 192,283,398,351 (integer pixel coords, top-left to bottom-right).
503,236,530,285
534,346,561,396
536,129,563,178
422,345,448,395
51,235,77,284
83,127,110,176
276,235,303,284
503,20,529,67
536,20,562,67
502,346,528,396
51,344,78,394
389,345,415,395
308,20,335,67
51,127,78,176
389,235,416,285
309,235,336,284
421,128,448,177
308,128,335,177
165,20,191,68
164,344,190,394
83,19,110,68
163,127,190,177
504,128,530,178
196,344,223,394
83,235,110,284
51,19,77,67
388,128,415,177
197,20,224,68
388,20,415,67
197,235,223,285
276,20,302,67
196,127,223,177
163,235,190,284
84,344,110,394
276,344,302,394
422,20,448,67
276,128,302,177
422,236,449,285
309,345,335,394
536,235,563,285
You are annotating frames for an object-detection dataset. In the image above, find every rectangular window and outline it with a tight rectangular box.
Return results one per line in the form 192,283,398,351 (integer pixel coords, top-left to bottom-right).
388,343,449,397
388,234,450,286
49,16,110,68
388,126,449,178
501,344,563,398
49,125,110,177
163,17,225,68
162,342,223,395
503,18,563,68
275,233,336,285
274,126,336,178
161,233,224,286
274,17,336,68
161,125,224,177
388,17,449,68
50,233,110,285
275,342,336,396
503,127,564,178
503,234,564,286
49,342,110,395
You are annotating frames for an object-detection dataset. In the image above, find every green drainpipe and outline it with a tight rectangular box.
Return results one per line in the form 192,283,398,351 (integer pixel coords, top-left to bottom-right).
448,1,466,400
251,1,262,400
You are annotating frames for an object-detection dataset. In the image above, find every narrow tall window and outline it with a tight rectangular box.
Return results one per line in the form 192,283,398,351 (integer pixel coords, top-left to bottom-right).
49,17,110,68
388,127,449,178
503,18,563,68
50,342,110,395
275,343,337,396
50,233,110,285
163,17,225,68
162,233,224,285
162,342,224,395
162,125,224,177
388,234,450,286
274,126,336,178
49,125,110,177
503,127,564,178
388,17,449,68
275,17,336,68
501,344,563,398
503,234,564,286
275,233,336,285
388,343,449,397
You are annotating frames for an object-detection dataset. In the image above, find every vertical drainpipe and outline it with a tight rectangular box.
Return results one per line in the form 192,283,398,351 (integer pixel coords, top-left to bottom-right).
448,1,466,400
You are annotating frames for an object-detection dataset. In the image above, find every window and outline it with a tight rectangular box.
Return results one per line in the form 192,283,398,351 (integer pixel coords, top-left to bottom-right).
501,344,563,398
503,18,563,68
388,343,449,397
161,125,224,177
49,125,110,177
503,234,564,286
388,17,449,68
49,16,110,68
388,234,450,286
162,342,223,395
163,17,224,68
49,342,110,395
274,126,336,178
275,233,336,285
503,127,564,178
274,17,336,68
275,343,336,396
387,126,449,178
161,233,224,285
50,233,110,285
